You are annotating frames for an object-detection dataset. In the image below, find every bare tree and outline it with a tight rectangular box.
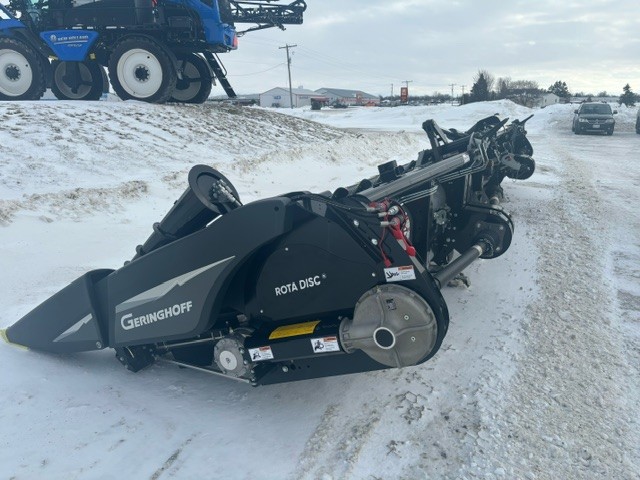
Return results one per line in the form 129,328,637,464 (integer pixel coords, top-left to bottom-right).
508,80,542,107
495,76,512,99
474,69,495,93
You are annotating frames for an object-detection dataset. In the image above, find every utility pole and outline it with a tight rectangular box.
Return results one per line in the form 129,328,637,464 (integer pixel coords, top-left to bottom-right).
390,83,394,97
449,83,456,105
460,85,466,105
279,44,297,108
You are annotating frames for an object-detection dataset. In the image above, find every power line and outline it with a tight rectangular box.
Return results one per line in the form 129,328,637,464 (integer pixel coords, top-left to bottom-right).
227,63,286,77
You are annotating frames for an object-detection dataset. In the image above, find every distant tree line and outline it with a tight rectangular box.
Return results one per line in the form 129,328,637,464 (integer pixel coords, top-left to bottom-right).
378,77,638,107
463,70,543,107
463,69,639,107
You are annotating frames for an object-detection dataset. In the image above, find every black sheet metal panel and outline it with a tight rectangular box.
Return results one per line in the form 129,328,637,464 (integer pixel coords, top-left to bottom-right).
252,216,381,322
6,269,113,353
256,349,389,385
108,197,294,348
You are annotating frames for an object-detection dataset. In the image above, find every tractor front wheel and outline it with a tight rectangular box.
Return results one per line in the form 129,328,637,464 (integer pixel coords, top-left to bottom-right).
170,53,212,104
108,37,176,103
0,38,46,101
51,60,105,101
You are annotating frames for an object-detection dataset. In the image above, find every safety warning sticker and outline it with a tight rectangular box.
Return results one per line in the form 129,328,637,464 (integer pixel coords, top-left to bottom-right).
269,320,320,340
249,346,274,362
384,265,416,282
310,336,340,353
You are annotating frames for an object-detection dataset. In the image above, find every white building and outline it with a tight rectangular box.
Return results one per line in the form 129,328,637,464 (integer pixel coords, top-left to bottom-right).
536,93,560,108
259,87,320,108
315,88,380,106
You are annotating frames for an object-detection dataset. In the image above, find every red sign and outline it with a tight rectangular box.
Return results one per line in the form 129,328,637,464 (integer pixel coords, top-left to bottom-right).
400,87,408,102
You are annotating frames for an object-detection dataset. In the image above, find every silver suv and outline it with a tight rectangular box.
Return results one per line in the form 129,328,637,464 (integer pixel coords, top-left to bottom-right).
572,102,616,135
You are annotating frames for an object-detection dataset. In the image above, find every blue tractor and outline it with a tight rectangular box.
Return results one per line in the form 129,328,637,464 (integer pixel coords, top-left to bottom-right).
0,0,306,102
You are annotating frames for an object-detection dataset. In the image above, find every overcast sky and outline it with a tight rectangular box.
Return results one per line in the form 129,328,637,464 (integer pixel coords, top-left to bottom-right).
223,0,640,97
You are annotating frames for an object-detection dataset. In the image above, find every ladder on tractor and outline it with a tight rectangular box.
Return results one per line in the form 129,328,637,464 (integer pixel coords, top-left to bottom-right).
204,52,237,98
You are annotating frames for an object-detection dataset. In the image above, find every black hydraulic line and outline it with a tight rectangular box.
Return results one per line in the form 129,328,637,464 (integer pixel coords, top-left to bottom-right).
433,243,486,289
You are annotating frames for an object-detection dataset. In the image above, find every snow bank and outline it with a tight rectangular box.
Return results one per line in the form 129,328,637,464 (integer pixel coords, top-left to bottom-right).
0,99,638,480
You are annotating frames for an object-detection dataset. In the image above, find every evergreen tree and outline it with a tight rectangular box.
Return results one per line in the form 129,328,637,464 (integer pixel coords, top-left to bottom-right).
470,72,490,103
548,80,571,98
619,84,636,106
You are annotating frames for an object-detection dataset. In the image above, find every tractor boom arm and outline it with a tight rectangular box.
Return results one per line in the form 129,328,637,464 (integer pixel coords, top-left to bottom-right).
224,0,306,33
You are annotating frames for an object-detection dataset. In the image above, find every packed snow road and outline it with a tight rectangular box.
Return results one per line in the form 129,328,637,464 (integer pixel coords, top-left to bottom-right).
0,100,638,479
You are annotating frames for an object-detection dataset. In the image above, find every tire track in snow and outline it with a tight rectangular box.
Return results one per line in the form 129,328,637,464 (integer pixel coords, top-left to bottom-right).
461,132,640,479
150,437,193,480
0,181,148,225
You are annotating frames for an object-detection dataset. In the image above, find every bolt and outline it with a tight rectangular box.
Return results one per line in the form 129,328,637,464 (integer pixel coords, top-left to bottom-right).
499,226,504,231
282,365,289,373
95,342,102,349
285,247,289,252
371,272,376,277
239,348,245,354
243,360,248,365
496,247,502,252
403,315,410,321
411,336,416,342
371,239,378,245
260,309,264,314
353,219,360,227
476,223,482,229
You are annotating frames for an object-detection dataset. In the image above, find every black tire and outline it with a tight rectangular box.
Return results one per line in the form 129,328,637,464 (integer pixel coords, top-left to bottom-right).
0,37,46,101
606,129,613,136
108,37,176,103
636,121,639,134
169,53,212,104
100,66,109,94
51,60,105,101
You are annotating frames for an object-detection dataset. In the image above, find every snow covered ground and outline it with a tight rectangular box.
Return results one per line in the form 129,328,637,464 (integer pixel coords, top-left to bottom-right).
0,99,638,480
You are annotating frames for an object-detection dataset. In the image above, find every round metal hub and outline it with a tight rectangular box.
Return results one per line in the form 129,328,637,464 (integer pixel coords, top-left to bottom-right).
172,59,202,101
374,327,396,349
134,65,150,82
218,350,238,371
5,64,19,81
116,48,163,98
0,49,33,96
213,334,251,378
53,62,94,98
340,284,438,368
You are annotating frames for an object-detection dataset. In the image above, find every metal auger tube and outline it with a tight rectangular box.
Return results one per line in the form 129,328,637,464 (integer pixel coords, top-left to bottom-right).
433,242,486,289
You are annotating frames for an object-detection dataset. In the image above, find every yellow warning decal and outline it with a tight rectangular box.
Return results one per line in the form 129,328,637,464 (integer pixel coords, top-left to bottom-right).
269,320,320,340
0,328,28,350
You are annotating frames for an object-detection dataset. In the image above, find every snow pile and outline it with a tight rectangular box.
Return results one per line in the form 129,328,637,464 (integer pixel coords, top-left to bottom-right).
0,100,638,480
